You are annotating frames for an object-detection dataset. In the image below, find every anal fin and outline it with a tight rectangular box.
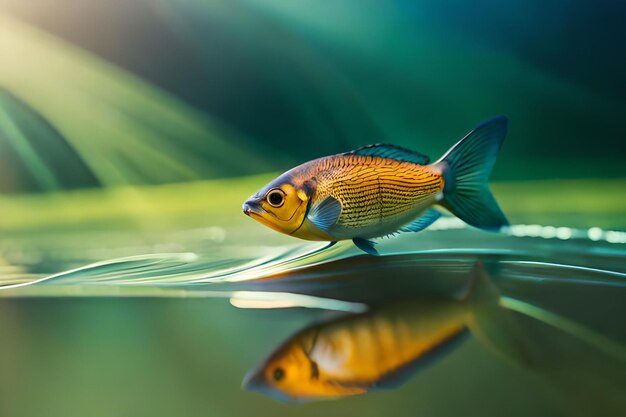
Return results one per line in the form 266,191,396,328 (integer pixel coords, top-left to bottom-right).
399,209,441,233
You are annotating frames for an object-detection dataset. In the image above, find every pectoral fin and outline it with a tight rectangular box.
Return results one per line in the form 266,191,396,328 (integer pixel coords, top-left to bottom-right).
307,196,341,232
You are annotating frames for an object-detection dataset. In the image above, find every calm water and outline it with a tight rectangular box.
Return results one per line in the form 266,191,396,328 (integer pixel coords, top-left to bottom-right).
1,227,625,417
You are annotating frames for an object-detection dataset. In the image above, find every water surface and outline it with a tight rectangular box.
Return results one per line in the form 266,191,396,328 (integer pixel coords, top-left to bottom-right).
1,223,624,417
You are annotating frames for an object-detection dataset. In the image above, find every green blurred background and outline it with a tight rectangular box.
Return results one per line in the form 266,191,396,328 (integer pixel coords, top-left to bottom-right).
0,1,625,416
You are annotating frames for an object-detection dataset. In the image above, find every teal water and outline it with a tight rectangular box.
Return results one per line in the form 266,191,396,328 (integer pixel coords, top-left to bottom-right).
1,227,625,416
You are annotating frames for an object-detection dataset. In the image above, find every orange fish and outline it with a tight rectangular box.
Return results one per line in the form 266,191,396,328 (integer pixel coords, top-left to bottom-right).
243,117,509,255
243,263,530,402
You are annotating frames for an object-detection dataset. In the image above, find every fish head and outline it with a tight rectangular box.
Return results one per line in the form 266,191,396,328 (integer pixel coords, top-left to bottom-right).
243,340,317,403
243,332,367,402
243,172,314,236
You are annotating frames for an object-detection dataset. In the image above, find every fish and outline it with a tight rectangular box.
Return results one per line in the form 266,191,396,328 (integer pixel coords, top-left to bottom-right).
243,116,509,255
243,262,531,403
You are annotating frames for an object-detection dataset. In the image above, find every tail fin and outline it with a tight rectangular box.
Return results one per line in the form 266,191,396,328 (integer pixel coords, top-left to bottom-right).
436,116,508,230
464,262,535,368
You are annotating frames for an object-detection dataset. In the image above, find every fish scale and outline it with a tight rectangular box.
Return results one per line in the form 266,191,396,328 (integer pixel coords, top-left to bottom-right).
311,155,443,229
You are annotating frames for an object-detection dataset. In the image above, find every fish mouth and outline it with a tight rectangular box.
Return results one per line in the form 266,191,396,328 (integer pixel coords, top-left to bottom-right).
242,200,263,216
242,368,297,403
242,367,264,390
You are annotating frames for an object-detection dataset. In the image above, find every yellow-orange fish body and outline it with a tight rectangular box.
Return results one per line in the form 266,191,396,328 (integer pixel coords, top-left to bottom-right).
284,154,444,241
243,263,531,403
245,299,467,401
243,117,509,254
299,300,466,391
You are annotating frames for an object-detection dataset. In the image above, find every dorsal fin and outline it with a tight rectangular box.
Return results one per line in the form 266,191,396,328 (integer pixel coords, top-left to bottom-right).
346,144,430,165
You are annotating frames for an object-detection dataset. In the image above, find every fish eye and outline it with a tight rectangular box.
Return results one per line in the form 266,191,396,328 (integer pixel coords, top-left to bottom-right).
266,189,285,207
273,367,285,382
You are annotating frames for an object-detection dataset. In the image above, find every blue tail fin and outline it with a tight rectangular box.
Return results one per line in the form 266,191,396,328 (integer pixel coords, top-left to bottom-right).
436,116,509,231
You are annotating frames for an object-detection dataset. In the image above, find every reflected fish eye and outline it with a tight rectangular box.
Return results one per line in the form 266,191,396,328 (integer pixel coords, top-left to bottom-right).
266,189,285,207
273,367,285,382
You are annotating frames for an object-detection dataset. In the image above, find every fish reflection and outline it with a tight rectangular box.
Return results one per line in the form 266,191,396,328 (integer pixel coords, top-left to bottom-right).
244,263,528,402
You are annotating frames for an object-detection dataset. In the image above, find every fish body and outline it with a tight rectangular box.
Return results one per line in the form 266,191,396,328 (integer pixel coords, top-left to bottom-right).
299,300,466,392
243,117,509,254
245,299,467,401
278,154,443,241
243,263,529,402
